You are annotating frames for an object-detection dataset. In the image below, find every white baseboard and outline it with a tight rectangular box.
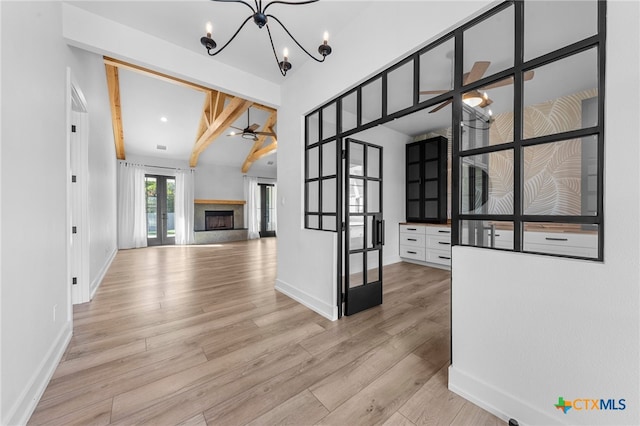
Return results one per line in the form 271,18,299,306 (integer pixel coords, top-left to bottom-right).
90,247,117,300
3,322,72,426
275,279,337,321
448,365,560,426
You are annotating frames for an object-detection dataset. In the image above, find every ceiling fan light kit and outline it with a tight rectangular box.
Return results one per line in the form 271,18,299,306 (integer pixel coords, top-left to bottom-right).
228,107,277,142
200,0,332,76
421,61,534,119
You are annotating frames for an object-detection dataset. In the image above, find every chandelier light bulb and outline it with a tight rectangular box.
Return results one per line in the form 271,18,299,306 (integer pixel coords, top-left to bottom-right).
283,48,289,61
206,22,213,37
323,31,329,43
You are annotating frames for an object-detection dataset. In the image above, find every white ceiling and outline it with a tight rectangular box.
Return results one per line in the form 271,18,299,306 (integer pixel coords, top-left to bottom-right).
68,1,597,171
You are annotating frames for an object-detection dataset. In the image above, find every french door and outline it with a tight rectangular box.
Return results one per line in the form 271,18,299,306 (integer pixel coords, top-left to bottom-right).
145,175,175,246
343,138,384,316
258,183,276,238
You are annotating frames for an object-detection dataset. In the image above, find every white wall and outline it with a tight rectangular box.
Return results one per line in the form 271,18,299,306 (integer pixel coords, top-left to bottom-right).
275,1,493,320
68,47,119,297
195,163,246,201
1,4,119,423
1,2,71,424
449,2,640,425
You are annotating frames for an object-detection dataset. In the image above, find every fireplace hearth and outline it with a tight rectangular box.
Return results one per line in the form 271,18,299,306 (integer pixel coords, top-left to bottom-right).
205,210,234,230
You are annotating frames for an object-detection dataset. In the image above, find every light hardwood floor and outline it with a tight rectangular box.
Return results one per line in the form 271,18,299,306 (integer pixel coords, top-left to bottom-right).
29,238,501,425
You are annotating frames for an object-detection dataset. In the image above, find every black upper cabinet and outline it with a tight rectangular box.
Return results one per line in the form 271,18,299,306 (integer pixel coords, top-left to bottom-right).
406,136,448,223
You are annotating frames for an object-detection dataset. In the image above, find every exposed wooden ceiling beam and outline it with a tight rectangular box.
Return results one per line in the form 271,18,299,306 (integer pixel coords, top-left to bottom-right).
103,56,278,168
196,90,226,145
241,111,278,173
105,64,125,160
103,57,276,114
190,97,253,168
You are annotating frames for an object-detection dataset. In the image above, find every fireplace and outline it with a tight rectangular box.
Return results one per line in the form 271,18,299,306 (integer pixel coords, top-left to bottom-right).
205,210,234,230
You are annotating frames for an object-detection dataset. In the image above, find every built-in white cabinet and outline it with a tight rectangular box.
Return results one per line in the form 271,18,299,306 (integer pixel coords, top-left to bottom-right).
473,226,598,258
399,223,451,269
523,231,598,258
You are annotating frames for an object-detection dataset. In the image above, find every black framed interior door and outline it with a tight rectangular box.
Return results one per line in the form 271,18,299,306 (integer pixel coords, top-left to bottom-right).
344,138,384,316
258,183,276,238
145,175,175,246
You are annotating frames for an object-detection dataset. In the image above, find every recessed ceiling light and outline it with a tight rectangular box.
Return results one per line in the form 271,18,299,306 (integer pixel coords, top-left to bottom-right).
156,144,167,151
160,116,168,123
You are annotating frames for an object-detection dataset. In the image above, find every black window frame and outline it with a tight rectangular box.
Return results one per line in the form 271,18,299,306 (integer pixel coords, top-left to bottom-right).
303,0,605,262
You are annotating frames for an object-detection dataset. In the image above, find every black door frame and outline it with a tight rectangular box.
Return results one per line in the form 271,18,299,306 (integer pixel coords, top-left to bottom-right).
145,174,175,246
258,183,276,238
341,138,384,317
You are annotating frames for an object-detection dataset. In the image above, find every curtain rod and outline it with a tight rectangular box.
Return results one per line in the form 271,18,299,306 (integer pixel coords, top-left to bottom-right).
143,164,192,171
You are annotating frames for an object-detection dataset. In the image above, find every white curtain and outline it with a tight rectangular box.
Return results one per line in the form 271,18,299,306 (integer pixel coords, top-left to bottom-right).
244,176,260,239
117,161,147,249
175,169,195,245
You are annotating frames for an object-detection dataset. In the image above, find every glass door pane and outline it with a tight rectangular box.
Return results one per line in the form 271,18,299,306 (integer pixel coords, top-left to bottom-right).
145,176,158,241
165,178,175,240
146,175,175,246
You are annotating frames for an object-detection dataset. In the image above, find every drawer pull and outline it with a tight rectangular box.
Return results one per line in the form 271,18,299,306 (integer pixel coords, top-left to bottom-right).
545,237,569,242
438,256,451,260
407,228,417,231
407,251,417,254
438,230,450,234
407,238,417,241
438,241,450,245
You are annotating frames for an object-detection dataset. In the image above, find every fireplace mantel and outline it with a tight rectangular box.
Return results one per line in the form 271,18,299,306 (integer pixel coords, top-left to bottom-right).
195,199,246,205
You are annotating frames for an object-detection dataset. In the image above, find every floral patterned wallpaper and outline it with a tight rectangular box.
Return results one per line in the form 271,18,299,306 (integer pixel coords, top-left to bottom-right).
415,88,598,217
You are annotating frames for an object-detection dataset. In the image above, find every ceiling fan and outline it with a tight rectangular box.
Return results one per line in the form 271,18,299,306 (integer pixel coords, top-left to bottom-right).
227,108,276,141
420,61,534,113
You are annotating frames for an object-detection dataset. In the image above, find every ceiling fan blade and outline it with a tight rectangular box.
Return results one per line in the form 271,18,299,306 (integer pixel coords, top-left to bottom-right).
248,123,260,132
429,99,453,114
480,70,535,90
481,78,513,90
464,61,491,85
419,89,448,95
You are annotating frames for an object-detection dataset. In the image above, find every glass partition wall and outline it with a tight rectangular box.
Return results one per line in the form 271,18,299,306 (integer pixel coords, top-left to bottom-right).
304,0,605,315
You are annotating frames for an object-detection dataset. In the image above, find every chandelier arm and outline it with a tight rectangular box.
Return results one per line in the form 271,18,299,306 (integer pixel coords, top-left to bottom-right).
265,23,287,76
263,0,319,14
266,14,326,63
210,0,256,14
207,15,254,56
253,0,260,11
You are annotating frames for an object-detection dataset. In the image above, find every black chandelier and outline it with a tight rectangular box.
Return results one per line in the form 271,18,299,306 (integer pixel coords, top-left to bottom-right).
200,0,332,76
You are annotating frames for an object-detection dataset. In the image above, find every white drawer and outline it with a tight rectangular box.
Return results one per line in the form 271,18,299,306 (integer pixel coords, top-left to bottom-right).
400,224,426,235
400,233,425,247
400,246,426,261
524,242,598,258
524,231,597,249
424,226,452,237
427,235,451,251
426,249,451,266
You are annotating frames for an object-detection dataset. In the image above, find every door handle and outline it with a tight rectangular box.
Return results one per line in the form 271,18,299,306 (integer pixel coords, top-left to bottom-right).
371,217,385,246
